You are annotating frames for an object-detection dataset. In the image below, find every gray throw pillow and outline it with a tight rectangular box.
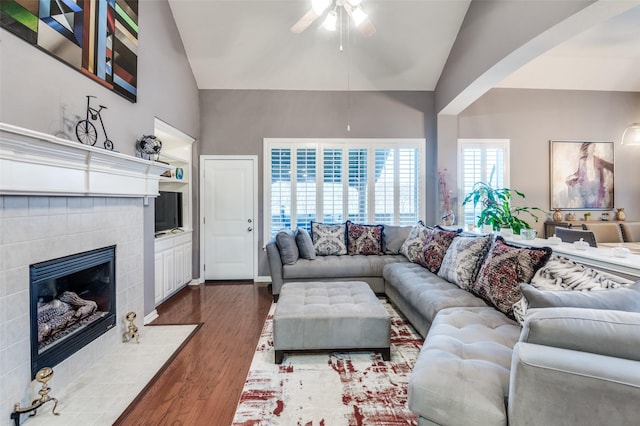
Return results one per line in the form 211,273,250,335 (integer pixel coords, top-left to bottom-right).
520,281,640,312
275,229,299,265
295,227,316,260
383,225,413,254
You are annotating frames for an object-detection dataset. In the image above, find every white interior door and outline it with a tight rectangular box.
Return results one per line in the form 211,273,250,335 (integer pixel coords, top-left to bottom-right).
201,157,257,280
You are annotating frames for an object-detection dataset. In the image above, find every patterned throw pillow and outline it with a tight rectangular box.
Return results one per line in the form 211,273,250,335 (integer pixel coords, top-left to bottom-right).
437,235,493,289
399,223,433,262
470,237,552,319
416,226,460,273
295,227,316,260
346,221,384,255
512,254,633,324
311,222,347,256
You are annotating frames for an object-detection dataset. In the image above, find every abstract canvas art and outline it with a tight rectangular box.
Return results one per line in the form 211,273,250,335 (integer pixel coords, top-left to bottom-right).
1,0,138,102
550,140,614,210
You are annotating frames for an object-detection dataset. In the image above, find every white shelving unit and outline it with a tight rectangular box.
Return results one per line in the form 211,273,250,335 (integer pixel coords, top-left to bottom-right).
153,119,195,305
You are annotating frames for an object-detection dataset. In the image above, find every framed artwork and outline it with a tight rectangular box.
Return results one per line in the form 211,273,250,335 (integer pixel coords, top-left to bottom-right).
549,140,614,210
1,0,138,102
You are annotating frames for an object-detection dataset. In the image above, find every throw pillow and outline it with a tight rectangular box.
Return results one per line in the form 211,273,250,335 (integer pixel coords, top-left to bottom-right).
399,223,433,263
346,221,384,255
295,227,316,260
383,225,414,254
437,235,493,289
530,255,632,291
520,281,640,312
311,222,347,256
470,237,552,319
275,229,299,265
512,255,633,324
416,226,460,273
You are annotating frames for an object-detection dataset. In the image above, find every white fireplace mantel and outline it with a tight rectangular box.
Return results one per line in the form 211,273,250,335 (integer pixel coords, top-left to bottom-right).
0,123,171,198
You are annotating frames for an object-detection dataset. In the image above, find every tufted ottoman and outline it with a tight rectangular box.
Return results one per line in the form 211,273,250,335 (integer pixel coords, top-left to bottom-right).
408,306,521,425
273,281,391,364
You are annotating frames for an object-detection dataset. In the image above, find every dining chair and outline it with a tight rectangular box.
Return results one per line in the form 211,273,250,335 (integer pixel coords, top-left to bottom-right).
581,222,624,243
620,222,640,242
554,227,598,247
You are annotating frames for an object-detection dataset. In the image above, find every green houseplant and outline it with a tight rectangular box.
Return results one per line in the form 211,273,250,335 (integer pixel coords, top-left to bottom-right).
462,181,544,235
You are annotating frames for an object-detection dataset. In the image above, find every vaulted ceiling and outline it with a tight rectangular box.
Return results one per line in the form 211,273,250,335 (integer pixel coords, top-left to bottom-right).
167,1,640,93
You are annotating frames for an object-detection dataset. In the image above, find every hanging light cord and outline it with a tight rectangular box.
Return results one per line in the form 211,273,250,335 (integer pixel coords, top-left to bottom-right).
345,9,351,132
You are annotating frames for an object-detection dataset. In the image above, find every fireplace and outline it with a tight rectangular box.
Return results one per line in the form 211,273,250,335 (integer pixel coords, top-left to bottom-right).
30,246,116,378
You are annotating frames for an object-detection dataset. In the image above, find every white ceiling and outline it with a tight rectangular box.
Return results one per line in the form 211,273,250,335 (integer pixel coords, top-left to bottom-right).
168,0,640,93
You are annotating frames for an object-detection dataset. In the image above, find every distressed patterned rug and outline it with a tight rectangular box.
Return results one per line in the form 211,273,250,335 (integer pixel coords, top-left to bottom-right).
232,300,423,425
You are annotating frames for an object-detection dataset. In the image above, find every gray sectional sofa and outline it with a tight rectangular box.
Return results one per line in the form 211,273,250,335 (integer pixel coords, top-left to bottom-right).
265,224,640,426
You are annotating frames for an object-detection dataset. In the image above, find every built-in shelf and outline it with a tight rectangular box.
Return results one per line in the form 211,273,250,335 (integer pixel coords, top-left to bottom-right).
0,123,170,197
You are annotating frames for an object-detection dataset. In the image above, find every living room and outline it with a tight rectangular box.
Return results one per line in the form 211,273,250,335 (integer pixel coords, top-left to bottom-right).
1,0,639,425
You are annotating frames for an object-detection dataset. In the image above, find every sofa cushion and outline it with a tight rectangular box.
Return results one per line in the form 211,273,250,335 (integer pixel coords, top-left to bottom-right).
346,221,384,255
383,225,413,254
520,281,640,312
471,237,551,319
416,226,460,273
437,234,493,290
284,254,408,281
383,263,488,334
399,223,432,263
275,229,299,265
311,221,347,256
295,227,316,260
408,307,521,426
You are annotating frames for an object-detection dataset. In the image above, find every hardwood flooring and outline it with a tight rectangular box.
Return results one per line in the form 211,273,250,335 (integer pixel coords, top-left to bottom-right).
116,282,272,426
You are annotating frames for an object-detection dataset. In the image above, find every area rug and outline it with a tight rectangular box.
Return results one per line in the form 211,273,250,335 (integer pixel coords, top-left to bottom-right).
232,300,423,425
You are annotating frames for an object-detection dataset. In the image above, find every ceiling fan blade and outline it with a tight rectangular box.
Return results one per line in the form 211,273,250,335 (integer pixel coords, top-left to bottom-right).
343,3,376,37
290,9,319,34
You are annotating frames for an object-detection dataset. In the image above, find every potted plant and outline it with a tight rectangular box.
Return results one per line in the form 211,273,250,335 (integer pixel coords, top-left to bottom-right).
462,181,544,235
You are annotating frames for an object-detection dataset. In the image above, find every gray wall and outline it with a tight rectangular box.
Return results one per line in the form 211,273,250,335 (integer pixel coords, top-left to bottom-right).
199,89,436,276
442,88,640,235
0,1,200,316
435,0,594,114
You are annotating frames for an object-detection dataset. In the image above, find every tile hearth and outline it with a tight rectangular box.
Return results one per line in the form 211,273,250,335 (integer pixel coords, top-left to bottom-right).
24,324,197,426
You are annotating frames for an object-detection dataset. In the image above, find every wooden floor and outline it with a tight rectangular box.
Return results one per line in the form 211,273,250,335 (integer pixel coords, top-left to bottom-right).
116,282,272,426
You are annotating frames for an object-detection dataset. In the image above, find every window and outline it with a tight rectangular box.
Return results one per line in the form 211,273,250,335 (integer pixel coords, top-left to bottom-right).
265,139,426,239
458,139,510,227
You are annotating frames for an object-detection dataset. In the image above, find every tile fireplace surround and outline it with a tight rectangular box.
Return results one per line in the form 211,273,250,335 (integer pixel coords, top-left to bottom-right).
0,124,169,425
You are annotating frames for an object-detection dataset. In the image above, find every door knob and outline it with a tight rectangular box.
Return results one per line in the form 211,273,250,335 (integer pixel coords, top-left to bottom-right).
248,219,252,223
248,227,253,232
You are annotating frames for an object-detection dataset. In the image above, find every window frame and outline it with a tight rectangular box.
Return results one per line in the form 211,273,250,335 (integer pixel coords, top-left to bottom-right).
457,138,510,227
264,138,426,241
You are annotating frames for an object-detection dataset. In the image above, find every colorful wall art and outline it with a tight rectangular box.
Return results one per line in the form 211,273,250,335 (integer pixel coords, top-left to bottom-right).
1,0,138,102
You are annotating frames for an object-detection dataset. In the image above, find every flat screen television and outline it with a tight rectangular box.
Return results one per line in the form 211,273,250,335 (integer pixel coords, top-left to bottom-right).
155,191,183,234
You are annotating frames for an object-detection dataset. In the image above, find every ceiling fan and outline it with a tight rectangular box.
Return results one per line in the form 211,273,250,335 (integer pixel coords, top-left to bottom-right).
291,0,376,37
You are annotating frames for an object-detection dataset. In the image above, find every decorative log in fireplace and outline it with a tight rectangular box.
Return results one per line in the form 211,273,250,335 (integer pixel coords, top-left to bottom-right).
30,246,116,378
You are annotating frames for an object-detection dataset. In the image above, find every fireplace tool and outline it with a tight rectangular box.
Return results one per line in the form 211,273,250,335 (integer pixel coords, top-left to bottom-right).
123,311,140,343
10,367,59,425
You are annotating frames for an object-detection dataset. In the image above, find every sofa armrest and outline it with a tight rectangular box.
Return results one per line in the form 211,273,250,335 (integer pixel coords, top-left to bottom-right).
520,307,640,361
508,342,640,426
266,239,284,297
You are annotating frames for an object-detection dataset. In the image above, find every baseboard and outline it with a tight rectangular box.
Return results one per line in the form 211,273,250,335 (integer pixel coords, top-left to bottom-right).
144,310,159,325
256,276,272,283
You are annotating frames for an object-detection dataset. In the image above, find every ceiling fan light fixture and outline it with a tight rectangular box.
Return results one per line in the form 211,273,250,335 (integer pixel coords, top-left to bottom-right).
312,0,331,15
322,10,338,31
351,6,368,27
621,122,640,145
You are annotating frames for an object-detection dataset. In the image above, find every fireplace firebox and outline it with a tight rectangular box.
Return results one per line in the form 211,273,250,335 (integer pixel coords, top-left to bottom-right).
30,246,116,378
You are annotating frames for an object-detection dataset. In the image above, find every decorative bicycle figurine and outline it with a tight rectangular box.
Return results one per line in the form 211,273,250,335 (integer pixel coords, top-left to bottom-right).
75,95,114,150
